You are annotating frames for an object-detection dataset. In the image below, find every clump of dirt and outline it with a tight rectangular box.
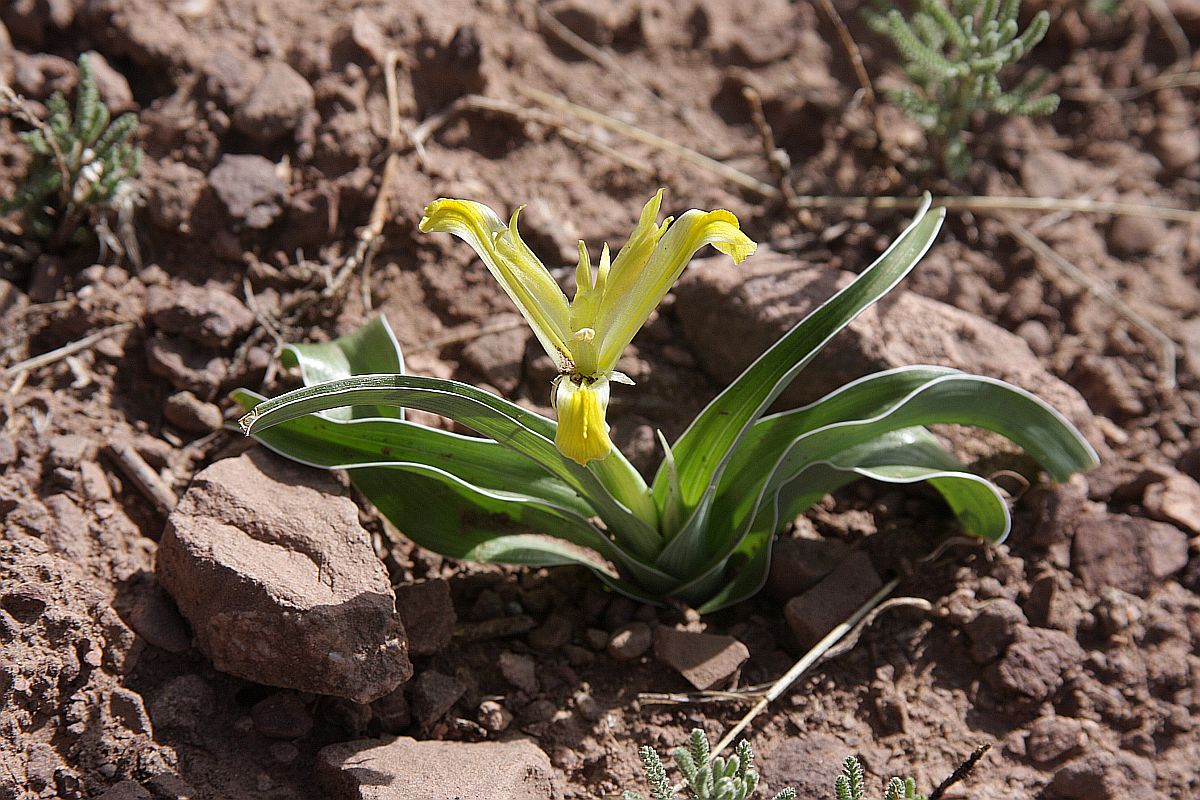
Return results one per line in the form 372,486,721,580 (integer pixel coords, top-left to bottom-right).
1,0,1198,798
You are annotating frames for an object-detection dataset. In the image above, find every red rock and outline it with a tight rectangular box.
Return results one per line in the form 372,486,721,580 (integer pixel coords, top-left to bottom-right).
527,612,573,650
410,670,465,726
964,598,1028,664
371,686,411,734
1026,715,1085,764
988,627,1083,701
208,154,287,229
1108,215,1166,257
1143,471,1200,535
156,451,410,703
764,530,848,601
232,60,314,142
97,781,152,800
145,334,226,400
163,391,224,434
147,283,254,348
317,736,554,800
394,579,455,656
460,313,530,395
1050,751,1157,800
653,627,749,690
499,651,539,694
1071,512,1189,596
783,551,882,651
251,692,313,740
607,621,653,661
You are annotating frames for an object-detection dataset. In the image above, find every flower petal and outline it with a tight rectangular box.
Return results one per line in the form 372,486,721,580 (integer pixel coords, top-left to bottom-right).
595,207,757,369
420,198,573,366
553,376,613,465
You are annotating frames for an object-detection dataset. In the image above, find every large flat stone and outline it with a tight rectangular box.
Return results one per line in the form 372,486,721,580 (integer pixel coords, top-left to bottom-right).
156,451,410,703
317,736,556,800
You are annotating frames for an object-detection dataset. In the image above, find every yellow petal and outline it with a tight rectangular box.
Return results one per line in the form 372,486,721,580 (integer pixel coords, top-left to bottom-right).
420,198,573,367
595,207,756,369
553,376,612,466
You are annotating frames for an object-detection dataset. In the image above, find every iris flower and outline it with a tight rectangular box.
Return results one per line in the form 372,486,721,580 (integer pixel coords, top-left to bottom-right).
419,190,757,465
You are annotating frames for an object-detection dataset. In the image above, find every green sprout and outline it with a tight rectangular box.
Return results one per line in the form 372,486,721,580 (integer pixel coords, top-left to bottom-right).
1,53,142,247
837,756,925,800
236,193,1096,612
623,729,795,800
868,0,1060,177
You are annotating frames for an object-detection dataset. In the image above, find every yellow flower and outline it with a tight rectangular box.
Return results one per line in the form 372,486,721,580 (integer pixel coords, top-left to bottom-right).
419,190,757,465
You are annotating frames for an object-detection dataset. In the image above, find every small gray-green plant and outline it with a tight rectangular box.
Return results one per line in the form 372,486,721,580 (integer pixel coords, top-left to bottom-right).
836,756,925,800
868,0,1060,177
622,729,796,800
1,53,141,247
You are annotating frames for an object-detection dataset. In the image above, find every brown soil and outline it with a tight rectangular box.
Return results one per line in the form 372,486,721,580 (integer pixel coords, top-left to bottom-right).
2,1,1199,798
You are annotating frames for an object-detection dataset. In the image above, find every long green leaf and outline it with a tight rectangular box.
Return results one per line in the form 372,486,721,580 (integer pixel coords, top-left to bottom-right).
653,198,945,542
350,464,678,597
281,315,405,420
654,365,959,574
695,429,1011,612
674,373,1097,604
232,388,594,517
240,374,662,560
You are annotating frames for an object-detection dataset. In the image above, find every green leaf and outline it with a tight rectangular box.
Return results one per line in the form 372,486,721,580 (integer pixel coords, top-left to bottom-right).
233,390,678,597
650,201,944,574
349,465,674,598
281,315,405,421
240,373,662,561
654,198,943,517
686,372,1097,611
231,388,593,517
657,366,959,574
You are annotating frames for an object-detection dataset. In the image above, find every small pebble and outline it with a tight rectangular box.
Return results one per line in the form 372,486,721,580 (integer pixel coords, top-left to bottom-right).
606,622,652,661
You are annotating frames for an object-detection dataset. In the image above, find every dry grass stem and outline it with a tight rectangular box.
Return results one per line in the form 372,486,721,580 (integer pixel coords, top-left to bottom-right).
671,576,902,795
3,322,133,382
106,441,179,515
1143,0,1191,66
815,0,876,107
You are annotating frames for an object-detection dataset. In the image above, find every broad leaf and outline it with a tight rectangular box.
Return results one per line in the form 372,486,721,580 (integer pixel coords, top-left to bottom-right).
351,464,678,596
675,373,1098,604
693,428,1011,612
240,374,663,560
280,315,405,420
654,365,959,574
653,197,944,519
232,388,594,518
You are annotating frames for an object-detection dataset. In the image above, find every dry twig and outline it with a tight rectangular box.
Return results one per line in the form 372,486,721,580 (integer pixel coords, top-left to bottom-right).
106,441,178,515
1143,0,1191,67
929,744,992,800
814,0,876,107
517,86,1199,224
3,322,133,382
694,576,901,784
530,2,680,121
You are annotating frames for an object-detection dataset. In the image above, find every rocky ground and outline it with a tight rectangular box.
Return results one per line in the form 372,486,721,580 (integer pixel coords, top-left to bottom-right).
2,0,1200,798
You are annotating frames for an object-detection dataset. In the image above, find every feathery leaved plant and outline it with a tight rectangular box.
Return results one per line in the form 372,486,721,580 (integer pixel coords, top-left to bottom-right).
623,729,796,800
868,0,1059,177
237,193,1096,611
1,53,141,246
837,756,925,800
